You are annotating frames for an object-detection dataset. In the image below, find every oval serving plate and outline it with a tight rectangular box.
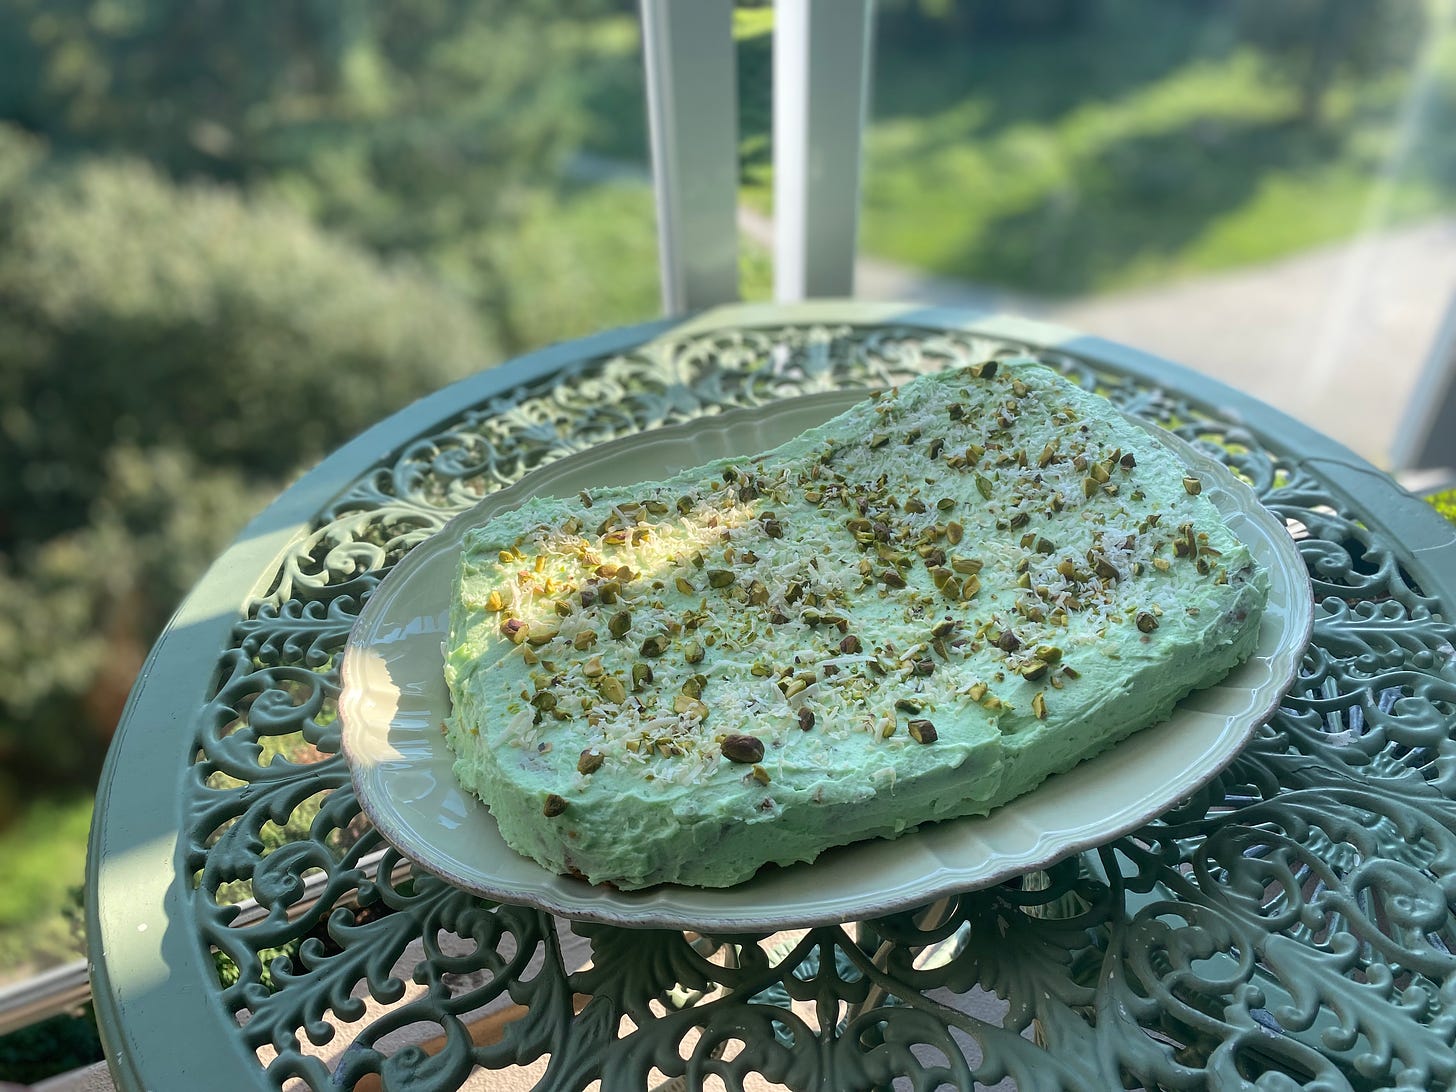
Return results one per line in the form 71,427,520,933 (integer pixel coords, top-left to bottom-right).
340,390,1313,931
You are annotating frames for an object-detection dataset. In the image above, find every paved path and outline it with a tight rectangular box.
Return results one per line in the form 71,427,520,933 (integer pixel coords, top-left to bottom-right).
741,205,1456,469
864,220,1456,470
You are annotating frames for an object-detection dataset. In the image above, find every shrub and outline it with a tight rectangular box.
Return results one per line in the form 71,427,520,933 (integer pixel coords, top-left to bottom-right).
0,131,499,796
0,445,274,794
0,142,496,545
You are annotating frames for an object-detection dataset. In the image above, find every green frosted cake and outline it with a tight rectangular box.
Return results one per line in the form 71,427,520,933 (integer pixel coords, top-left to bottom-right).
442,359,1269,889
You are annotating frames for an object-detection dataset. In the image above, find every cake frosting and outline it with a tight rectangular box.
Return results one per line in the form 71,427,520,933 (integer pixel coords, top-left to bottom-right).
442,359,1269,889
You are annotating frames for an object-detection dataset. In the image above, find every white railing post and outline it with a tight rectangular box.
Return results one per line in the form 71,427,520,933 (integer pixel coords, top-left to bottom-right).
1393,292,1456,473
773,0,874,302
640,0,741,313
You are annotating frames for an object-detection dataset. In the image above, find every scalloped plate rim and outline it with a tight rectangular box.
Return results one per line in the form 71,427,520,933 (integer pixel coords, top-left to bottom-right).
340,390,1313,930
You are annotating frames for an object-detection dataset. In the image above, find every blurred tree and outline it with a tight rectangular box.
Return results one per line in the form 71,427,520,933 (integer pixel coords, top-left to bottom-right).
0,128,496,796
0,136,493,544
1238,0,1426,124
0,445,272,795
0,0,630,314
877,0,1096,46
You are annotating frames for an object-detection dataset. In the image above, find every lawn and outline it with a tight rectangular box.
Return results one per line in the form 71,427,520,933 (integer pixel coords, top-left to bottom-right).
737,0,1456,297
0,795,91,986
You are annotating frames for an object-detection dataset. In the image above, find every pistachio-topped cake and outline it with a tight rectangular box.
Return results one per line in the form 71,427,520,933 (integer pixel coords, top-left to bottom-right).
442,359,1268,889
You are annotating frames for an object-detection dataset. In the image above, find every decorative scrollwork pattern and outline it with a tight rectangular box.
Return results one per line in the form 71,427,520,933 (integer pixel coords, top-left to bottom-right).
181,323,1456,1090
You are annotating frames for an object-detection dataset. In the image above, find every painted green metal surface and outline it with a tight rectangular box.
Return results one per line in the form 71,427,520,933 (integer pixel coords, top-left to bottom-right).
89,305,1456,1090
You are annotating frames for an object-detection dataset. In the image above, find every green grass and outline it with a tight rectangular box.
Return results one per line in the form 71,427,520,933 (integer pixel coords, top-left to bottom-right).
1427,487,1456,525
0,796,92,984
849,3,1456,295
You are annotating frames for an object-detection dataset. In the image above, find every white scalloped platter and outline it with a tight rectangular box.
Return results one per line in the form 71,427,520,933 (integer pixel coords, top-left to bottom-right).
340,390,1313,931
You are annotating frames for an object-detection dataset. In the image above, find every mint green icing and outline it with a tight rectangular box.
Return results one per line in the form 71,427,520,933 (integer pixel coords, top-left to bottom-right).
443,360,1269,889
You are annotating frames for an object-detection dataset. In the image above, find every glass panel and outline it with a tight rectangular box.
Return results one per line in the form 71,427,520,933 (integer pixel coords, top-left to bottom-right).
0,0,660,997
860,0,1456,469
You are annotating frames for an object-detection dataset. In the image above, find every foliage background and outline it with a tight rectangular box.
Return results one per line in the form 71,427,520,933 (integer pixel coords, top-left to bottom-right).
1,1,1453,1076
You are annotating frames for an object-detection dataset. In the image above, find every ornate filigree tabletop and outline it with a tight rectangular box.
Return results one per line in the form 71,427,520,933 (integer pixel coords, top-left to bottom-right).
87,305,1456,1091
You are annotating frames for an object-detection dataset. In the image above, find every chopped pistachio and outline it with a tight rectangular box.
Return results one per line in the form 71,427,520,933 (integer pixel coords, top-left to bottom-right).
908,718,939,745
543,794,568,818
1183,476,1202,495
501,618,528,644
918,544,947,565
632,662,654,690
721,734,765,764
640,634,671,657
578,749,605,775
1136,611,1160,633
1031,692,1048,720
673,694,709,719
975,475,994,500
683,639,705,664
608,611,633,639
946,520,964,545
798,707,816,731
599,676,627,704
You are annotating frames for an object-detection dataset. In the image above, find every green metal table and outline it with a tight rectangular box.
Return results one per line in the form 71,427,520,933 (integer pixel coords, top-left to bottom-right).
87,303,1456,1090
